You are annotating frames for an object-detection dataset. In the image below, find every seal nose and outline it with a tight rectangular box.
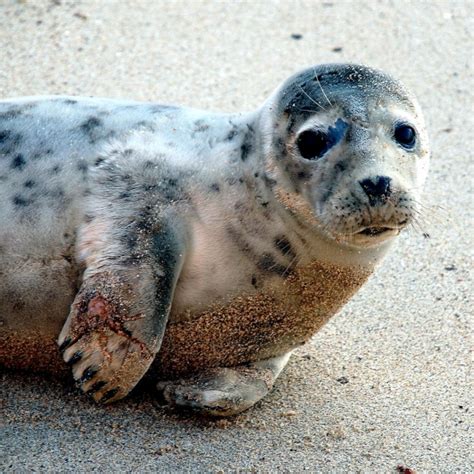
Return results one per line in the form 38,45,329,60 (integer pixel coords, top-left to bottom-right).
359,176,392,204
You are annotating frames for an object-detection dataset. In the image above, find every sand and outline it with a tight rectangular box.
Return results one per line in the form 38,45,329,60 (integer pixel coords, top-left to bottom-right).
0,0,472,472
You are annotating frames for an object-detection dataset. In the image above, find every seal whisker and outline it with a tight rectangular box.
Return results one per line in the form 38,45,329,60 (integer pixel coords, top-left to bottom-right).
312,66,333,107
407,218,429,237
296,84,327,111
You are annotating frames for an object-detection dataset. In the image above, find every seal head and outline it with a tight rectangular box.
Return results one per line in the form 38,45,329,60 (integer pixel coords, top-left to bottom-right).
261,63,430,247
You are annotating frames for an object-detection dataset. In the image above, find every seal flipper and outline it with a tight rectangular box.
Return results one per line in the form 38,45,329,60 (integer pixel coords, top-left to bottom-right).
156,352,291,416
58,216,186,404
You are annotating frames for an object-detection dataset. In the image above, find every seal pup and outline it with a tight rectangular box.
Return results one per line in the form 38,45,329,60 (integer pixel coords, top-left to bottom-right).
0,64,429,416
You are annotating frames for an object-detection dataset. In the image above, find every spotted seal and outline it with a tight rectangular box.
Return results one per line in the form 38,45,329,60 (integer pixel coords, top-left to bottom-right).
0,64,429,416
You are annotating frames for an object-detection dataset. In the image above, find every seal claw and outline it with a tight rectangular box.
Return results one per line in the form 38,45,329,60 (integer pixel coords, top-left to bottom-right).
77,366,98,384
66,351,83,366
87,380,107,395
100,388,119,404
58,337,72,353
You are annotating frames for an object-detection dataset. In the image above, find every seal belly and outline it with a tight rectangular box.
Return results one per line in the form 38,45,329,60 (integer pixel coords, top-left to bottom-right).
0,257,78,373
154,260,372,378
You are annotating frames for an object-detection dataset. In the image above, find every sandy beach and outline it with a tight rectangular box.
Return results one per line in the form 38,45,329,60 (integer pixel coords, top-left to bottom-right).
1,0,472,472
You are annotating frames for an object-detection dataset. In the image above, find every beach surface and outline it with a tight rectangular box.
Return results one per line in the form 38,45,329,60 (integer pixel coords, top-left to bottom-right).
1,1,472,472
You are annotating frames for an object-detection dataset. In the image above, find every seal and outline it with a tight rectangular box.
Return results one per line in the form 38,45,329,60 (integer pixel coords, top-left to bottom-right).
0,63,430,416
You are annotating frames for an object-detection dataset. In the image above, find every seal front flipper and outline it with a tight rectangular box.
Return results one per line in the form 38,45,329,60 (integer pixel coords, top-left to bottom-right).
57,147,188,402
58,218,185,403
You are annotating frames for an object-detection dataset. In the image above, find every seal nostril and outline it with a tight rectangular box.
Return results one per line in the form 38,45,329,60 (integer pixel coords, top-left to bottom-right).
360,176,392,203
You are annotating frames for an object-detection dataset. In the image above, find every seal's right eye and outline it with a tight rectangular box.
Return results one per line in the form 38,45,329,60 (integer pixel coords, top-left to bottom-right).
296,130,330,159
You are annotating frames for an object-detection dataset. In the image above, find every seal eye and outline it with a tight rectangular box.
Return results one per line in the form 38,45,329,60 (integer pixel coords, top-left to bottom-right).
296,130,330,159
394,124,416,149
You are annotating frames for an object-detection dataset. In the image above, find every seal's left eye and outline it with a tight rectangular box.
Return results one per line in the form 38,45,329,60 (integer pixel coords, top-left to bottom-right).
296,130,330,159
394,124,416,149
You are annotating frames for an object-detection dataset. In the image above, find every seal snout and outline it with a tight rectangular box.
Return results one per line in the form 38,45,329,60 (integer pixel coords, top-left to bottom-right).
359,175,392,206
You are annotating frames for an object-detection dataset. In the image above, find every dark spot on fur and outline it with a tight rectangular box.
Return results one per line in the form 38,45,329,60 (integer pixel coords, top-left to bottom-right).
257,253,289,277
240,125,255,161
77,160,88,173
84,214,94,223
144,160,155,169
0,130,12,144
285,113,297,133
81,116,102,133
119,191,131,200
95,157,105,166
12,194,32,207
0,132,23,155
24,179,35,188
262,173,277,188
227,225,253,255
274,235,297,260
123,233,138,250
226,176,242,186
210,183,220,192
11,154,26,170
0,107,23,121
193,119,209,133
136,121,155,131
64,99,78,105
149,104,178,114
297,170,311,180
80,117,103,143
226,128,238,141
273,138,287,160
335,161,347,173
134,206,155,232
121,173,132,184
251,275,258,288
51,165,61,174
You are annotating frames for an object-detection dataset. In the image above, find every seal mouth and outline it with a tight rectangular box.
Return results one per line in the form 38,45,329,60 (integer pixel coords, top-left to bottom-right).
339,224,402,248
357,226,393,237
